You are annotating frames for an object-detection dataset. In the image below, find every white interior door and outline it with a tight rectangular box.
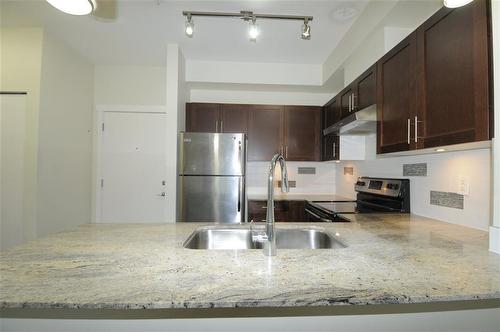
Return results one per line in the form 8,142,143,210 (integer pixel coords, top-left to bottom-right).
0,94,27,250
100,112,167,223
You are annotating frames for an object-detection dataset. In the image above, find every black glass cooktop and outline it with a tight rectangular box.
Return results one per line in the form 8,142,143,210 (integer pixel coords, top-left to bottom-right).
311,201,357,214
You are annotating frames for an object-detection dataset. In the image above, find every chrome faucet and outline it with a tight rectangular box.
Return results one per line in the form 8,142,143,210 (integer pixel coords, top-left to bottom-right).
263,153,289,256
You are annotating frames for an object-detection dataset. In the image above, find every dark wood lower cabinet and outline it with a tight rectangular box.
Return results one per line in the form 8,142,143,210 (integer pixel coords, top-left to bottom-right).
248,200,307,223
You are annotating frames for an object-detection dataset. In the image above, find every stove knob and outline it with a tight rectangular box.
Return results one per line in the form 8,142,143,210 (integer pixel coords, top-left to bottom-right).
356,181,366,186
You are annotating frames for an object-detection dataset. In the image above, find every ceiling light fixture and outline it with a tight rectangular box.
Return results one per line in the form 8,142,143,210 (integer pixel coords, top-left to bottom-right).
185,14,194,38
301,18,311,40
182,10,313,41
443,0,474,8
248,17,259,42
46,0,96,16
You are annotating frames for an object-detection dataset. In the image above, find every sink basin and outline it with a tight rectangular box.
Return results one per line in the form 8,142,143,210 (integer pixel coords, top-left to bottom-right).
183,226,347,250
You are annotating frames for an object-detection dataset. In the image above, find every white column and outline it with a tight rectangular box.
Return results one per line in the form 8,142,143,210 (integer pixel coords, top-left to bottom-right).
490,0,500,253
165,44,187,223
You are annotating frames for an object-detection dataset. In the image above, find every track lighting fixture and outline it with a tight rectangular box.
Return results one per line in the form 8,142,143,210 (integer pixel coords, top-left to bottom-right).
248,17,259,42
301,18,311,40
185,14,194,37
182,10,313,41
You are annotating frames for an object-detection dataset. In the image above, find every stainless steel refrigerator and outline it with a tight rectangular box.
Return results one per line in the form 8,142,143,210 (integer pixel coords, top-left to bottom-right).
178,132,246,223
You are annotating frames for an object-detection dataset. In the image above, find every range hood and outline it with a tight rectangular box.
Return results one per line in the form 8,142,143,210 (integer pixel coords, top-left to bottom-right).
323,104,377,136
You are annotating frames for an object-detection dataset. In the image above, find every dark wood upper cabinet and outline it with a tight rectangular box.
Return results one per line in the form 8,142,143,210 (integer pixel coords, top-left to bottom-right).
248,105,284,161
220,104,249,134
284,106,321,161
322,133,339,161
186,103,220,133
355,64,377,110
323,97,340,128
415,1,491,148
340,87,354,119
377,33,418,154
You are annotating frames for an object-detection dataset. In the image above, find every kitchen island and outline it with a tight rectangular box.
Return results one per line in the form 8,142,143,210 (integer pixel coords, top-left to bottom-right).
1,214,499,311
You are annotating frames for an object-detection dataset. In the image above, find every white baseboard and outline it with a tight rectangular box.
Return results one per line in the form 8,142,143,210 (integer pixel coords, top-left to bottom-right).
490,226,500,254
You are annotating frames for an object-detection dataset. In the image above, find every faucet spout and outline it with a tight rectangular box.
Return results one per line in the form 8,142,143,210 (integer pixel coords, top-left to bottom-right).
264,153,289,256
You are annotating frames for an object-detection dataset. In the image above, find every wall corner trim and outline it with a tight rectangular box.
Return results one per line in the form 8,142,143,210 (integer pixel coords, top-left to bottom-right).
489,226,500,254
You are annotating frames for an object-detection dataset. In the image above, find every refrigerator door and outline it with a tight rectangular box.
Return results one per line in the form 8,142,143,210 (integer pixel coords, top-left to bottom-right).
179,133,245,176
179,175,244,223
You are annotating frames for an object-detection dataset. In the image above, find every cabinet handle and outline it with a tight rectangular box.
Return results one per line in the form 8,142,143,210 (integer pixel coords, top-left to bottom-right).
215,120,218,132
352,93,356,111
220,120,224,133
414,116,422,143
348,95,352,112
407,118,411,144
332,142,336,158
285,146,288,158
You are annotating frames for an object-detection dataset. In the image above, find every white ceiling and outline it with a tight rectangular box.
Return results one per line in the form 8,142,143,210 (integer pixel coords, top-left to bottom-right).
1,0,369,66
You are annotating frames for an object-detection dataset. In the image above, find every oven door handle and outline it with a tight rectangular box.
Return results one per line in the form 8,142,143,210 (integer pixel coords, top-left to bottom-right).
357,200,401,212
305,208,332,222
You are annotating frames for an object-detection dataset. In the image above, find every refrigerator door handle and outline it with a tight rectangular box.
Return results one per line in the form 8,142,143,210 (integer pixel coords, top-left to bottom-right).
237,178,242,212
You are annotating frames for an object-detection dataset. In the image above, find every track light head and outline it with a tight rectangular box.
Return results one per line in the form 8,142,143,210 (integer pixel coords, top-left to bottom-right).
185,14,194,38
301,18,311,40
248,17,259,42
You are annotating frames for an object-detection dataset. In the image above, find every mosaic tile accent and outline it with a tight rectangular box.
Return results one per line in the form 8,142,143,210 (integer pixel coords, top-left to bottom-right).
403,163,427,176
298,167,316,175
430,191,464,209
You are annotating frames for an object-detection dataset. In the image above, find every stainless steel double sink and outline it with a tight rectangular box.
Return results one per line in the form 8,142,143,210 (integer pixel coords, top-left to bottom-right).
183,225,347,250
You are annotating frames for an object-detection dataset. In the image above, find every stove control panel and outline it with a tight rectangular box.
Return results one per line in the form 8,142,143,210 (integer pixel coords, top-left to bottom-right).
355,177,405,197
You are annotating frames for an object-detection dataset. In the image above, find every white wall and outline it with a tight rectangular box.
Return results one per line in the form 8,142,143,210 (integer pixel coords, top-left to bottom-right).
336,148,491,231
36,32,94,237
94,65,166,105
186,60,322,86
189,88,332,106
165,44,186,222
0,28,44,247
247,161,335,195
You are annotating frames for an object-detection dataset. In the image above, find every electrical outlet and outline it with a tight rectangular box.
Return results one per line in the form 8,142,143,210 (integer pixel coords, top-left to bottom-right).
456,175,470,196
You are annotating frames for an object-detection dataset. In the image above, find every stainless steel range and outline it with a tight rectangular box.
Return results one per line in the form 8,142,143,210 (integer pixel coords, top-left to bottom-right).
305,177,410,222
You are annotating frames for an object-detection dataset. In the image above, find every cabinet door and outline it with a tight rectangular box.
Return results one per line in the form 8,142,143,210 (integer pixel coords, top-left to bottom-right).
284,106,321,161
416,1,491,148
323,97,340,128
377,33,418,154
340,88,354,119
220,104,249,134
248,105,284,161
355,64,377,110
288,201,307,222
186,103,220,133
322,133,339,161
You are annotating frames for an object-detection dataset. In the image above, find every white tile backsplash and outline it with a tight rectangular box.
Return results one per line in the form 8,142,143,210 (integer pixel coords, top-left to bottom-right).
247,161,335,195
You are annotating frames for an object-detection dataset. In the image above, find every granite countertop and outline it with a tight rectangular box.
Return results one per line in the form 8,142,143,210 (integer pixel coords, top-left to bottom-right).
247,193,354,201
1,214,499,310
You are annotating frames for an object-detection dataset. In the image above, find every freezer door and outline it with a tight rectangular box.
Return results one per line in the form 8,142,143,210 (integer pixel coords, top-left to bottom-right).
179,176,245,223
179,133,245,176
